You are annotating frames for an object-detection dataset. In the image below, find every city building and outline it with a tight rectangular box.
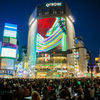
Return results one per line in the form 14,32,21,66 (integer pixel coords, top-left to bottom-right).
0,23,17,76
27,2,87,78
75,37,88,77
95,55,100,66
95,55,100,74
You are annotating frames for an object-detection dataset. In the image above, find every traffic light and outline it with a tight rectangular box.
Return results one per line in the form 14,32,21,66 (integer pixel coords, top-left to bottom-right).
78,81,81,85
85,73,87,77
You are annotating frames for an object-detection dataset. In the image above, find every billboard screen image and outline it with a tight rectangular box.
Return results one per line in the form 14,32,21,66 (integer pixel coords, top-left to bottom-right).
4,23,17,38
1,48,16,58
37,17,67,52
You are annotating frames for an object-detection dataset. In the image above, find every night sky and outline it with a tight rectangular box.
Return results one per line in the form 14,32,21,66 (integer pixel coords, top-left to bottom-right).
0,0,100,63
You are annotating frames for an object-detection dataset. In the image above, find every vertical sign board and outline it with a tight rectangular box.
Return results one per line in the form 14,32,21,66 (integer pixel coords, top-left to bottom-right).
74,52,79,59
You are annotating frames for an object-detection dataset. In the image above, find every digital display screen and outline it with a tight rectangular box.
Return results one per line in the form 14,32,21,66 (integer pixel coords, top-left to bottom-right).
4,23,17,38
2,42,17,49
37,17,67,52
1,48,16,58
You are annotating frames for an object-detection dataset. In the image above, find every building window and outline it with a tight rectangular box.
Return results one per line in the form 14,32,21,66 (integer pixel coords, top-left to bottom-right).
49,10,53,14
53,11,55,14
55,11,57,14
45,12,49,14
57,9,60,14
60,11,64,14
39,13,42,16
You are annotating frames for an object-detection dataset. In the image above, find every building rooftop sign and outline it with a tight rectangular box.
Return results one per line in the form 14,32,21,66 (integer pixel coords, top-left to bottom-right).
46,3,62,7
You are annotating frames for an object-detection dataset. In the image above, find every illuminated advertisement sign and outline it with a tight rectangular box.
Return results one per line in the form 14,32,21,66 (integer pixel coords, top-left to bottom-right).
2,42,17,49
45,54,50,62
0,41,2,54
74,52,79,59
46,3,62,7
4,23,17,38
1,48,16,58
0,70,13,75
76,39,78,44
37,17,67,52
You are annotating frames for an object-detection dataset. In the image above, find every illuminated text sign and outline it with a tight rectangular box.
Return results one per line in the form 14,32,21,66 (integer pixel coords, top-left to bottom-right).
46,3,62,7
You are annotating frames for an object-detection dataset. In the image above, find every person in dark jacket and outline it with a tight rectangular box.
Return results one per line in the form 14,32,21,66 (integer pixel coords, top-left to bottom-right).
43,86,49,100
1,84,14,100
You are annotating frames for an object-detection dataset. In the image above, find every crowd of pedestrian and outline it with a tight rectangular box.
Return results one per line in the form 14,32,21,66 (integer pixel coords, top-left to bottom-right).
0,78,100,100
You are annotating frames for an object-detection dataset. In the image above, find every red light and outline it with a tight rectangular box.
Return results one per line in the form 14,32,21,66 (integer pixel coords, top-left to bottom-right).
53,50,55,54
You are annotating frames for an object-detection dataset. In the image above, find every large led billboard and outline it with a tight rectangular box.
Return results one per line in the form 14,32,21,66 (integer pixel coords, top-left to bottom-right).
4,23,17,38
1,48,16,58
37,17,67,52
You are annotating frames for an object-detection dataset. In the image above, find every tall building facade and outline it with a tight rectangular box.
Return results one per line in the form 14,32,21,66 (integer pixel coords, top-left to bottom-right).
27,2,86,78
0,23,17,76
75,37,88,76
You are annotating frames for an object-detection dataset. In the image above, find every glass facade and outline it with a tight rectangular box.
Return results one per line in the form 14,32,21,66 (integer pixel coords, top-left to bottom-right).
28,20,37,65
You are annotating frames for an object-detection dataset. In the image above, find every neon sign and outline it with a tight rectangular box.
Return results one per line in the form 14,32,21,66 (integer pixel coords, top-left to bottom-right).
46,3,62,7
